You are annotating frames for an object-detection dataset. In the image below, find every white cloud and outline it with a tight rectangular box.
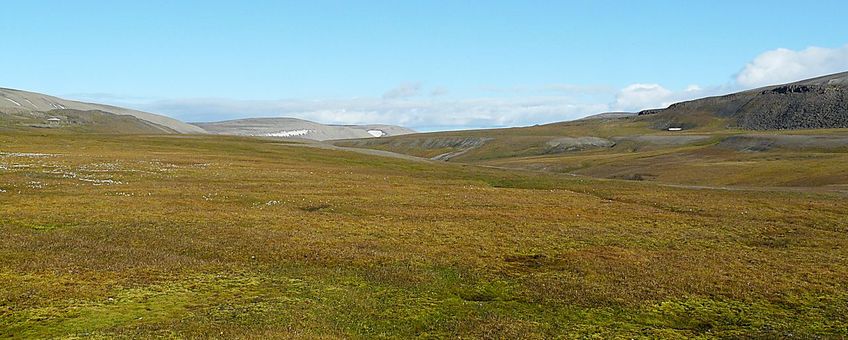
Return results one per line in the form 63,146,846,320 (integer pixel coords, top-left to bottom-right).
144,96,609,131
81,44,848,130
613,44,848,112
685,84,702,92
613,83,673,111
736,44,848,88
612,83,733,112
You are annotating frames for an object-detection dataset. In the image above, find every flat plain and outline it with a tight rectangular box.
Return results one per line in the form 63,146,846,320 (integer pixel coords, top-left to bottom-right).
2,131,847,338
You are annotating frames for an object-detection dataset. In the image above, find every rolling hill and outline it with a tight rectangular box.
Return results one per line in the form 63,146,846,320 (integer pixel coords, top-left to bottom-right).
336,72,848,188
0,87,206,134
0,87,419,139
2,77,847,338
193,117,415,141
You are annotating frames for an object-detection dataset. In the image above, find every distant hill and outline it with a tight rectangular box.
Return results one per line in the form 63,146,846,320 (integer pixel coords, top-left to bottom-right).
0,87,205,134
193,117,415,141
577,112,637,121
638,71,848,130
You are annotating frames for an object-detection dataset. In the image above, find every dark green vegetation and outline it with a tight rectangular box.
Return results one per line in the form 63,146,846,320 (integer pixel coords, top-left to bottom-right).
2,131,847,338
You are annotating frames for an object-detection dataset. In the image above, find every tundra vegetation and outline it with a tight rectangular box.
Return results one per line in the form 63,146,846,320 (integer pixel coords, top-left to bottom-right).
1,130,847,338
336,117,848,188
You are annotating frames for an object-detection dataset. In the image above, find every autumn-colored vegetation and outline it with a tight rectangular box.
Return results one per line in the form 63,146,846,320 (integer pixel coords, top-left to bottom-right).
1,131,847,338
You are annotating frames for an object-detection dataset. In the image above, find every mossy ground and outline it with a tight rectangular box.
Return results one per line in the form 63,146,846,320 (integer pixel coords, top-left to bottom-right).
1,132,847,338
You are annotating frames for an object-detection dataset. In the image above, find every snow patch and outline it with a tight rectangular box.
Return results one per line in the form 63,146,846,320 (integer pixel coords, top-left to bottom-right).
367,129,386,137
23,99,38,109
4,98,21,106
265,129,310,137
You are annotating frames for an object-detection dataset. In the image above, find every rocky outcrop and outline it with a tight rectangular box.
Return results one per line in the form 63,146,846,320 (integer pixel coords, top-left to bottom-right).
638,71,848,130
738,83,848,130
544,137,614,153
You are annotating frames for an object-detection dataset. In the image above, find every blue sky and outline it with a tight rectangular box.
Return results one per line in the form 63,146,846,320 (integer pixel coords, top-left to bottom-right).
3,1,848,130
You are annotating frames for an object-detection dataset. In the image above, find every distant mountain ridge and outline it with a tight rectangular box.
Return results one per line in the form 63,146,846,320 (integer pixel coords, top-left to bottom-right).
193,117,415,141
637,71,848,130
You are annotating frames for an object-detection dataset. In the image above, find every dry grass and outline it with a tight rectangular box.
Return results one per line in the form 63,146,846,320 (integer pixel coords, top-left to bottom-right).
339,118,848,189
485,143,848,187
1,131,847,338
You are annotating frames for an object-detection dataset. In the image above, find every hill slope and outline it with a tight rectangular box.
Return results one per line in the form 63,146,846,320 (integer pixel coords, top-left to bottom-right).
0,108,179,134
336,72,848,187
193,117,415,141
638,71,848,130
0,87,205,134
